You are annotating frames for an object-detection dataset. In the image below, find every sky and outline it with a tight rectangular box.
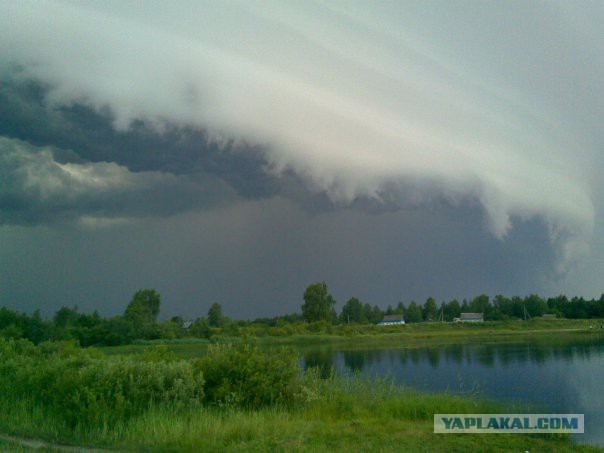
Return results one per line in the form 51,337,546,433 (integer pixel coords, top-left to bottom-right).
1,1,603,319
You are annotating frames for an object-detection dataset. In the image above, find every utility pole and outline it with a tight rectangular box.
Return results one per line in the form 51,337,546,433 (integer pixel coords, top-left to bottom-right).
523,304,531,321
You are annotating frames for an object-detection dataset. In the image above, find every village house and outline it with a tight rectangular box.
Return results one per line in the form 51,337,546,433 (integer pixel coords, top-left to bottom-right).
377,314,406,326
453,312,484,323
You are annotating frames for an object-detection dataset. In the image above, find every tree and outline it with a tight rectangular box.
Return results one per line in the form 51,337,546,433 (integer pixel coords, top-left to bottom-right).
547,295,569,314
124,289,161,339
54,306,80,328
340,297,366,324
423,297,438,321
301,282,336,323
470,294,491,316
207,303,224,327
444,299,461,321
524,294,547,318
493,295,513,318
406,301,423,323
0,323,23,340
24,309,48,344
363,304,384,324
124,289,161,324
170,316,184,327
190,318,213,338
395,302,406,316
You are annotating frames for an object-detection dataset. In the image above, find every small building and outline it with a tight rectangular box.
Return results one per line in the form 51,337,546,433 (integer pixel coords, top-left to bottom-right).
541,314,557,319
453,312,484,323
377,314,406,326
183,320,193,329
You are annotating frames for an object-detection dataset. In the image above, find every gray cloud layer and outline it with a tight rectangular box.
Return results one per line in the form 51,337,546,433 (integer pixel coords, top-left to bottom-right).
0,1,603,316
0,136,238,225
1,1,600,267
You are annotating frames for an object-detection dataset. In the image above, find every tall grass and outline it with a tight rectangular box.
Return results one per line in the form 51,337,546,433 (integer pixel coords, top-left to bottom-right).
0,338,597,452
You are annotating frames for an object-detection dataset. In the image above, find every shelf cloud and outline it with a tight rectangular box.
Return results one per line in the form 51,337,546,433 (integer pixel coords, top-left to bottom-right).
1,1,603,315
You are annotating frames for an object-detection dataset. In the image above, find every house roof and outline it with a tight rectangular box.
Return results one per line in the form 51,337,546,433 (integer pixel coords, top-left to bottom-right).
459,312,483,320
383,314,404,321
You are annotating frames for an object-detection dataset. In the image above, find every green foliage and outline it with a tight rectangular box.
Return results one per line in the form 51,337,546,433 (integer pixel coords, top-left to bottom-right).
362,303,384,324
0,338,305,435
189,318,213,339
444,299,461,321
196,343,301,408
122,289,163,341
307,320,332,333
0,366,587,453
340,297,367,323
0,338,593,452
0,339,204,428
4,288,604,349
0,323,23,339
469,294,491,316
405,301,423,323
158,320,185,340
124,289,161,324
0,307,50,344
423,297,438,321
302,282,336,323
207,303,224,327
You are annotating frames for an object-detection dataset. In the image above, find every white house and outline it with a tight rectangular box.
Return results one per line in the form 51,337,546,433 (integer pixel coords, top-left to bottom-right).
453,312,484,323
377,314,406,326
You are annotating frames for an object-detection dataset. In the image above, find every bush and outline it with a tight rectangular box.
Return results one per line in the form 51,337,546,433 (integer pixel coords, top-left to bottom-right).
195,343,301,408
0,339,204,427
0,339,304,428
307,321,330,333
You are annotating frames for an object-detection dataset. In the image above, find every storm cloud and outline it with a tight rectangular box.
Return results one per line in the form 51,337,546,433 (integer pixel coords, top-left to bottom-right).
0,1,603,317
0,135,241,225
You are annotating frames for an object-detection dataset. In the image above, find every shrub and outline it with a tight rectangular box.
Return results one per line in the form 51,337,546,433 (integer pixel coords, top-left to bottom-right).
195,343,301,408
0,339,304,427
0,339,204,427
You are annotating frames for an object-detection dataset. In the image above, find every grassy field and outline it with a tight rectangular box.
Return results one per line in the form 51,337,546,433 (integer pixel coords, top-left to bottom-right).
0,373,599,453
2,322,603,452
102,318,604,358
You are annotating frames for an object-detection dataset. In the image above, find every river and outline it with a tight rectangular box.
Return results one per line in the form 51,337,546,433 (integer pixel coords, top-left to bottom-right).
301,332,604,447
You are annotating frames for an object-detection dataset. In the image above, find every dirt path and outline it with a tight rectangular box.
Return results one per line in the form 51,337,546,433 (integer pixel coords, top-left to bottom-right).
0,433,121,452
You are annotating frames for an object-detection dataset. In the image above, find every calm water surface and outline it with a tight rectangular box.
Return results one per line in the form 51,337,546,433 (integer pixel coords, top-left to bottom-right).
301,333,604,447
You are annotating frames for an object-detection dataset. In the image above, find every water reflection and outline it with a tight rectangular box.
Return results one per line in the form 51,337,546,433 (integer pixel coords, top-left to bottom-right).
302,348,334,378
302,334,604,374
300,334,604,380
300,333,604,447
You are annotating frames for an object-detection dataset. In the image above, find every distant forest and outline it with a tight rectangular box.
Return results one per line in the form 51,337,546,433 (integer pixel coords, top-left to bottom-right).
2,283,604,346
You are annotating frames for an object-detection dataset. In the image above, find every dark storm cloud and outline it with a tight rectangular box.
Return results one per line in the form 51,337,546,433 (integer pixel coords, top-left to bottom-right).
0,74,338,219
0,1,599,275
0,75,284,198
3,74,368,225
0,135,238,225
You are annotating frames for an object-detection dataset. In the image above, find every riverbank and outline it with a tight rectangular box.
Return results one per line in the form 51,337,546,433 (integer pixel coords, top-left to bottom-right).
0,375,598,452
1,338,601,452
103,318,602,357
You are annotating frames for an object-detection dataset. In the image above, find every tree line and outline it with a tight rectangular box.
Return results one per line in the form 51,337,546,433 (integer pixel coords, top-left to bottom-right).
1,284,604,346
301,282,604,323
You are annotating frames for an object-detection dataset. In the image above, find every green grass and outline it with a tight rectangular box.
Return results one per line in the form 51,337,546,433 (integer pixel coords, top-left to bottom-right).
0,374,598,452
3,328,603,452
102,318,604,358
